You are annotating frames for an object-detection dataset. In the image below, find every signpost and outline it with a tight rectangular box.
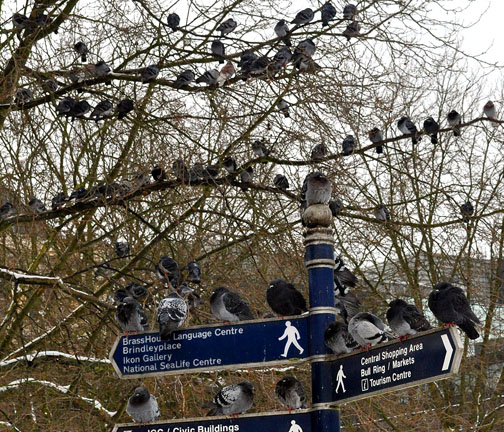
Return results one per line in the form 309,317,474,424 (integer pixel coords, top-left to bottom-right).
112,408,339,432
312,326,463,405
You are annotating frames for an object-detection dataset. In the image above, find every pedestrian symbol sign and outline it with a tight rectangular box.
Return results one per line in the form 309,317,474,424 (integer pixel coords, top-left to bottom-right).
335,365,346,394
279,320,304,357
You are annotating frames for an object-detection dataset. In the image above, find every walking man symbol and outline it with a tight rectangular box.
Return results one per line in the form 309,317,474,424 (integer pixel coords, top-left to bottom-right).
278,321,304,358
288,420,303,432
335,365,346,393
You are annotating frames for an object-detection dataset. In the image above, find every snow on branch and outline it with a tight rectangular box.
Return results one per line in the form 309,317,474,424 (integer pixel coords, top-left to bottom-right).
0,351,110,369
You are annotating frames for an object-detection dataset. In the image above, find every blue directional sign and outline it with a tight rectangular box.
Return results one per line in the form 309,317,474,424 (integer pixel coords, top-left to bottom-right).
112,408,340,432
110,315,333,379
312,327,463,405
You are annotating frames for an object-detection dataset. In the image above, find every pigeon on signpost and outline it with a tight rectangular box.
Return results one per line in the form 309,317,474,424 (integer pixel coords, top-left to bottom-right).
28,197,46,214
368,127,384,153
343,21,360,41
335,290,361,323
291,8,314,26
305,172,332,206
196,69,219,86
343,4,358,20
0,203,16,219
342,135,355,156
115,296,149,333
167,13,180,32
141,65,159,83
423,117,440,144
334,257,358,292
211,41,225,64
90,100,113,122
204,382,254,416
329,199,343,217
216,18,237,36
348,312,394,349
210,286,254,322
223,157,237,174
267,279,307,316
278,99,290,118
274,20,291,47
447,110,462,136
114,241,130,257
151,165,167,182
324,321,358,355
374,204,391,222
310,143,327,161
117,98,134,119
56,97,76,117
157,293,188,340
126,387,160,423
51,192,67,210
321,2,337,27
428,282,480,339
275,375,308,411
274,174,289,191
173,70,195,89
125,282,148,300
386,299,431,340
74,42,88,62
397,116,419,144
155,256,179,288
185,261,201,284
460,201,474,223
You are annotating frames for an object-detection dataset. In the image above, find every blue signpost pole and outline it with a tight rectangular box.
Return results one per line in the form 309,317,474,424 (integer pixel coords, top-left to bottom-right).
303,204,340,431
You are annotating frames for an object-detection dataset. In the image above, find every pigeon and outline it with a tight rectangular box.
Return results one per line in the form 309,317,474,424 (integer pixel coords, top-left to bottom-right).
238,51,258,79
368,127,384,153
196,69,219,86
447,110,462,137
167,13,180,32
335,289,361,323
252,140,269,158
0,203,16,219
203,165,219,180
157,293,187,339
69,100,91,120
94,60,111,80
223,157,237,174
216,18,237,36
15,88,32,106
35,13,54,31
177,284,202,311
310,143,327,161
132,172,150,190
51,192,67,210
28,197,46,214
321,2,337,27
291,8,314,26
12,13,29,30
69,187,88,201
172,159,190,182
348,312,393,349
386,299,431,339
460,201,474,223
56,97,76,117
74,42,88,62
115,296,149,333
343,21,360,41
343,4,358,20
68,68,87,93
94,261,114,277
151,165,167,182
278,99,290,118
334,257,358,293
423,117,440,144
190,162,205,180
117,98,134,119
113,289,129,304
249,56,270,76
428,282,480,339
274,174,289,191
483,100,496,120
210,286,254,322
374,204,391,222
329,199,343,217
397,116,419,144
342,135,355,156
155,255,179,288
125,282,148,300
173,70,195,89
305,172,332,206
216,61,235,86
240,166,254,186
274,20,291,47
267,279,307,316
275,375,308,411
292,38,316,67
324,321,358,355
126,387,160,423
90,100,113,122
114,241,130,257
141,65,159,83
272,47,292,71
211,41,225,64
204,382,254,416
184,261,201,284
43,78,58,93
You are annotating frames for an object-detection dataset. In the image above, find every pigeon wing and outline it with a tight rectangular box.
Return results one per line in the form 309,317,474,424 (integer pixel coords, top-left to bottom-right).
451,287,480,324
402,304,431,331
223,292,253,320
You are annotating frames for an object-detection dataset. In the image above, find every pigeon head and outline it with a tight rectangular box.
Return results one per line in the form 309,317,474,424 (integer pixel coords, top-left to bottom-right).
211,286,229,296
113,289,129,304
125,282,148,299
269,279,290,290
434,281,453,291
388,298,407,308
239,381,254,395
130,387,150,405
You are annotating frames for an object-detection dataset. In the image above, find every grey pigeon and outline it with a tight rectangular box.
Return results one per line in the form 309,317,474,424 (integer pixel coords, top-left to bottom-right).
223,157,237,174
196,69,219,86
252,139,269,158
114,241,130,257
216,18,237,36
368,127,384,153
292,38,316,67
342,135,355,156
374,204,390,222
90,100,113,122
249,56,270,76
43,78,58,93
324,321,358,355
348,312,393,348
74,42,88,62
274,174,289,191
94,60,111,77
321,2,337,27
141,65,159,83
204,382,254,416
334,257,358,293
291,8,314,26
69,100,91,120
0,202,16,219
386,299,431,339
28,197,46,214
423,117,440,144
483,100,496,120
56,97,75,117
210,286,254,322
273,47,292,67
157,293,187,340
115,296,149,333
428,282,480,339
240,166,254,186
343,21,360,41
329,199,343,217
310,143,327,161
238,51,258,79
335,289,361,323
69,187,88,201
275,375,308,411
211,41,225,64
173,70,195,89
267,279,307,316
447,110,462,137
126,387,160,423
343,4,358,20
125,282,148,300
184,261,201,284
15,88,32,105
305,172,332,206
172,159,190,182
51,192,67,210
278,99,290,118
69,69,86,93
151,165,167,182
155,255,179,288
274,20,291,47
177,284,202,311
117,98,134,119
397,116,419,144
460,201,474,223
167,13,180,32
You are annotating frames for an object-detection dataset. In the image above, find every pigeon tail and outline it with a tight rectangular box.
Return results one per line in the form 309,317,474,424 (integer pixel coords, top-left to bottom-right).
81,54,86,62
458,320,479,340
430,133,438,144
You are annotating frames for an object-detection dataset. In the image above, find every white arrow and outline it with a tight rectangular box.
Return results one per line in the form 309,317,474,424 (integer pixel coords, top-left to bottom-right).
441,334,453,371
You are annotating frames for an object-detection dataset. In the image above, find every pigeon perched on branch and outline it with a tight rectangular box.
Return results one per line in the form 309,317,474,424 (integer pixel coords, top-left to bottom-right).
291,8,314,26
141,65,159,83
74,42,88,62
184,261,201,284
216,18,237,36
374,204,391,222
397,116,419,144
342,135,355,155
125,282,148,300
28,198,46,214
274,20,291,47
343,4,358,20
447,110,462,137
114,241,130,257
90,100,113,122
211,41,225,64
117,99,134,119
321,2,337,27
368,127,384,153
196,69,219,86
460,201,474,223
167,13,180,32
155,255,179,288
343,22,360,41
274,174,289,191
173,70,195,89
0,203,16,219
423,117,440,144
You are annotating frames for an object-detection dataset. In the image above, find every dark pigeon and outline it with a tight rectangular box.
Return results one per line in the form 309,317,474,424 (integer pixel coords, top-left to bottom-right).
196,69,219,86
141,65,159,83
275,375,308,411
173,70,195,89
211,41,225,64
177,284,202,311
329,199,343,217
114,241,130,257
387,299,431,339
342,135,355,156
51,192,67,210
126,387,160,423
216,18,237,36
43,78,58,93
423,117,440,144
204,382,254,416
324,321,358,355
184,261,201,284
56,97,76,117
291,8,314,26
368,127,384,154
125,282,148,300
292,38,316,67
374,204,391,222
321,2,337,27
15,88,33,106
69,100,91,121
223,157,237,174
310,143,327,161
90,100,113,122
117,98,134,120
274,174,289,191
0,203,16,219
447,110,462,137
151,165,167,182
167,13,180,32
157,293,187,340
28,197,46,214
343,21,360,41
172,159,191,182
210,286,254,322
252,139,269,158
113,289,129,305
274,19,291,47
348,312,394,348
267,279,307,316
155,255,179,288
115,296,149,333
343,4,358,20
240,166,254,187
335,289,361,323
460,201,474,223
334,257,358,293
397,116,419,144
74,42,88,62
